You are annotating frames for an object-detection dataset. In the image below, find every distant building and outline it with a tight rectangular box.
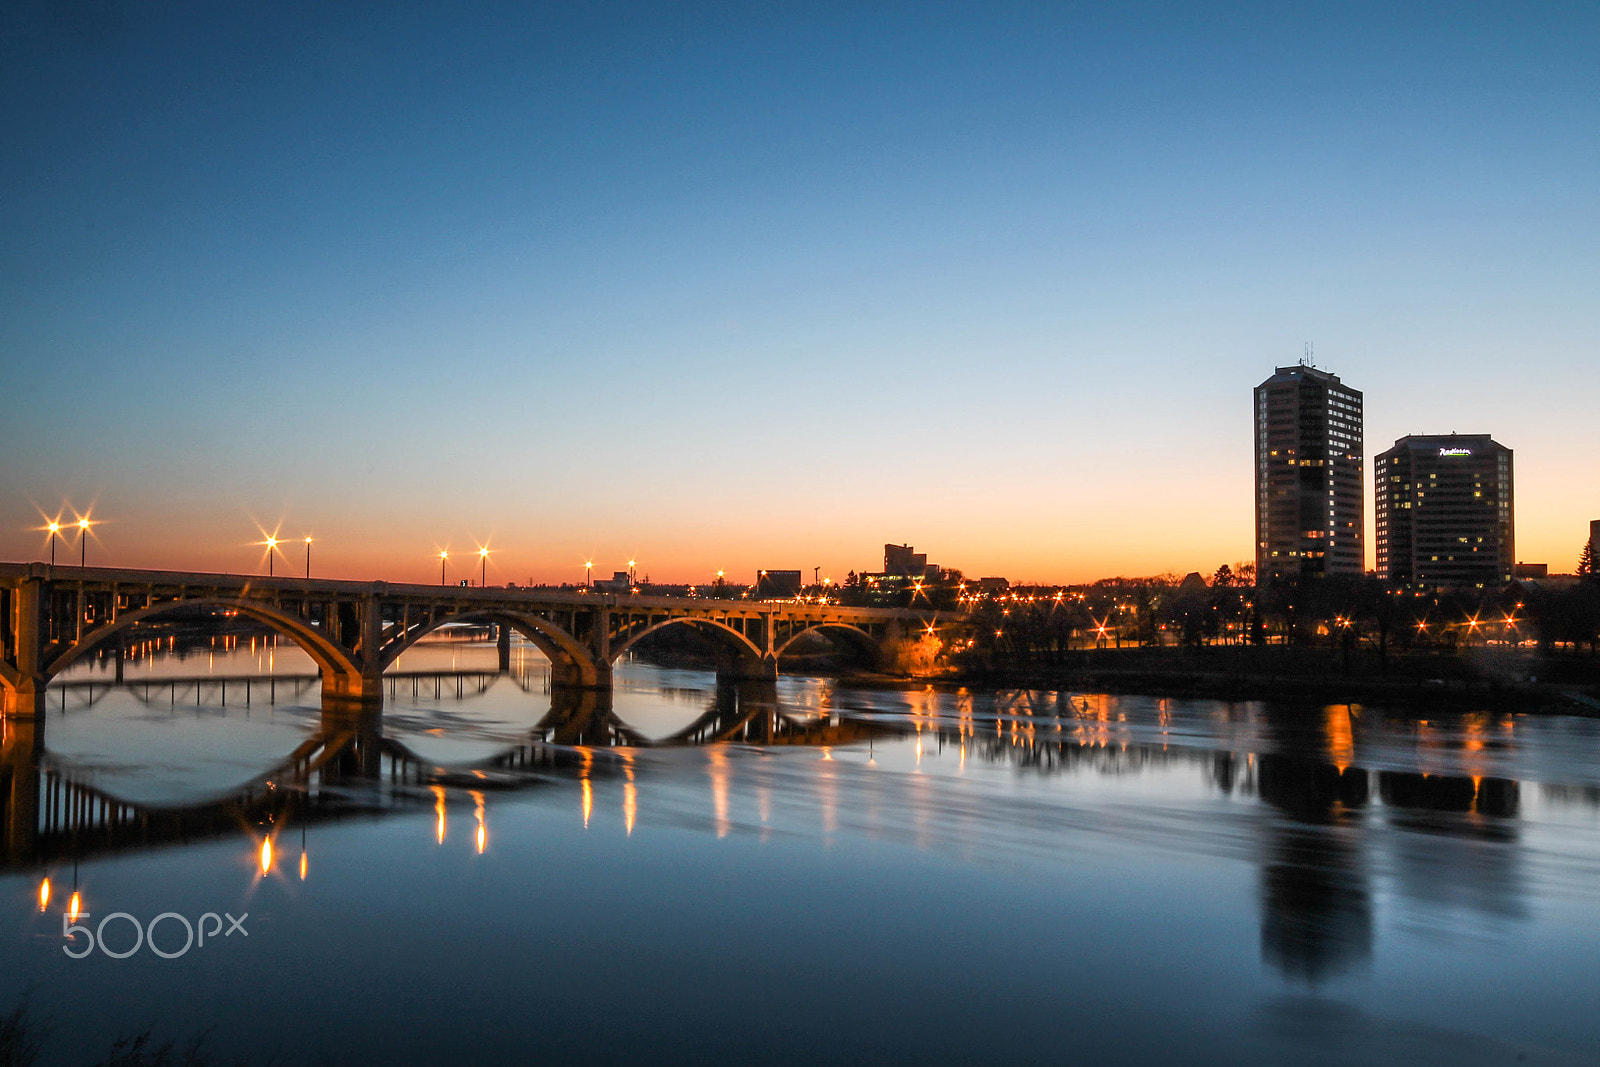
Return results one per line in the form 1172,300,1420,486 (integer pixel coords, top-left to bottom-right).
1254,365,1364,582
1515,563,1548,579
592,571,632,593
754,570,802,598
1374,434,1513,590
883,543,939,580
976,577,1010,594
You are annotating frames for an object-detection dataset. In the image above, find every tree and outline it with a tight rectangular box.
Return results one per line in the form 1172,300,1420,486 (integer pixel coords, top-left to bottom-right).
1580,540,1594,579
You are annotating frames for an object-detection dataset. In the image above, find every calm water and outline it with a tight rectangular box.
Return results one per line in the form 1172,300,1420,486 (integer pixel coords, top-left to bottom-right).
6,636,1600,1064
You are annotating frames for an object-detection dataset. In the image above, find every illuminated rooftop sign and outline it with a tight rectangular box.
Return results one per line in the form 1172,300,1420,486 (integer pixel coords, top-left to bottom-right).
1438,447,1472,456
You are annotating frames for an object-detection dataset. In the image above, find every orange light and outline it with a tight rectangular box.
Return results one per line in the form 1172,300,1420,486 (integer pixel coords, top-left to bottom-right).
298,851,308,880
68,892,82,922
37,877,50,911
259,837,273,875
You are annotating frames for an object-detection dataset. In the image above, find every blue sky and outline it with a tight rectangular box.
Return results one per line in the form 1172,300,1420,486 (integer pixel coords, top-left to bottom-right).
2,1,1596,582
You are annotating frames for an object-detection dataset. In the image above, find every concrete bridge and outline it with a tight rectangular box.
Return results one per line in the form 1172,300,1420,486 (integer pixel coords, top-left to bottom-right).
0,671,905,864
0,562,941,718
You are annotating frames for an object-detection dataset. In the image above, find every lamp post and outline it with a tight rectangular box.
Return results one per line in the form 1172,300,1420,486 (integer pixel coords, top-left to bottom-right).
439,550,449,586
77,516,92,567
628,558,637,585
264,536,279,577
585,560,593,588
478,547,490,588
304,536,313,579
46,521,60,565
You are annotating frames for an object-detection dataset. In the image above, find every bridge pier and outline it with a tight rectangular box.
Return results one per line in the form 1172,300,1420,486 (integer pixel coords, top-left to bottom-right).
321,671,386,713
1,684,47,721
550,659,610,690
715,653,779,685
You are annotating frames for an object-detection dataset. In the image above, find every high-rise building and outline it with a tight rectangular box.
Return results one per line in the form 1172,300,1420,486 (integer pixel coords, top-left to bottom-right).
1254,365,1364,582
1374,434,1513,590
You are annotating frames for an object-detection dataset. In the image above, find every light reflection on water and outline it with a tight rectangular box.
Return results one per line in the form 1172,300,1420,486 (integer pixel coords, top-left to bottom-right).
7,638,1600,1063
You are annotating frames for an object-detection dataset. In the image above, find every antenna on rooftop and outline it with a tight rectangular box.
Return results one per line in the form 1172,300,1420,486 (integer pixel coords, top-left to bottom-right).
1303,341,1314,368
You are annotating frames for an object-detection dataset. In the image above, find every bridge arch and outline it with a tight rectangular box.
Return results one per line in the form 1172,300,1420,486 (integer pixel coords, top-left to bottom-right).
609,616,767,674
381,609,602,688
41,597,363,684
774,621,885,669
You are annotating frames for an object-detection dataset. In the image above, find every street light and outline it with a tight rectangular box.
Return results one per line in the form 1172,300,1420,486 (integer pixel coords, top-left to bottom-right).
628,558,637,585
46,521,61,565
439,550,449,585
76,515,93,567
478,546,490,588
304,536,313,579
585,560,593,588
263,536,279,577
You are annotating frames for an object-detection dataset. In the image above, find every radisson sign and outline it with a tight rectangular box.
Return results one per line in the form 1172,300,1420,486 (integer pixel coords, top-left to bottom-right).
1438,447,1472,456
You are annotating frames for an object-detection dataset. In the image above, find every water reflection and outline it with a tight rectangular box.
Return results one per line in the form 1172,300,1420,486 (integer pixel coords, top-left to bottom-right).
1254,708,1374,983
9,642,1589,1031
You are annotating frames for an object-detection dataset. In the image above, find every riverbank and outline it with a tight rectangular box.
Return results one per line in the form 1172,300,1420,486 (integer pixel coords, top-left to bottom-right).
836,645,1600,715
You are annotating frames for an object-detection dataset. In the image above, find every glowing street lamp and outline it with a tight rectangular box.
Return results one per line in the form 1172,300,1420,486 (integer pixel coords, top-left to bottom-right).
46,520,61,565
585,560,593,588
304,536,313,579
76,515,93,567
628,558,637,585
478,546,490,588
262,535,280,577
439,550,449,586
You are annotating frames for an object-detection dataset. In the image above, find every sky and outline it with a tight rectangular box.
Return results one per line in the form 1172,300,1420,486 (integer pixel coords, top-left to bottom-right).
1,1,1596,585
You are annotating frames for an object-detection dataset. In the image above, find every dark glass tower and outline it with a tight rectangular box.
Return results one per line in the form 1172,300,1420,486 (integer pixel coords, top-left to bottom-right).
1374,434,1513,590
1254,365,1364,582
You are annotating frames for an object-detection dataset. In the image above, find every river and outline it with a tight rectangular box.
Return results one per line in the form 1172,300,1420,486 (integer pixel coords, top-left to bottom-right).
3,633,1599,1064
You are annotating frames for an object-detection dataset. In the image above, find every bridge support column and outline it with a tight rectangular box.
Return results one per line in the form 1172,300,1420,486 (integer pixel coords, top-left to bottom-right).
497,625,511,672
716,653,778,685
550,658,610,691
321,672,385,714
4,576,48,721
1,684,46,721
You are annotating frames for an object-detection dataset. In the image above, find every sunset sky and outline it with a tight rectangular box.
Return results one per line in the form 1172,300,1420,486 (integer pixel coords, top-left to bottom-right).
2,2,1596,585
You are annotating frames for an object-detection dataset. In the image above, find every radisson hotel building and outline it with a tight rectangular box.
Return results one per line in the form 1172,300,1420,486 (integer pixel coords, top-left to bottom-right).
1374,434,1514,590
1254,365,1364,581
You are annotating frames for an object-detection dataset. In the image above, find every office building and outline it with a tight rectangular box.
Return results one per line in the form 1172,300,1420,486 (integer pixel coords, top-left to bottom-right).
1374,434,1513,589
1254,365,1364,581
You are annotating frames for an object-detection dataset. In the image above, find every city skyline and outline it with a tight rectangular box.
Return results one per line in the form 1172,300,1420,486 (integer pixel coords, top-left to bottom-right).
2,3,1596,583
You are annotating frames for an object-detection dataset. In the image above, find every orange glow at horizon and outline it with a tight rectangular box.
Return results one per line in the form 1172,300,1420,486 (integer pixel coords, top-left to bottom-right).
7,428,1593,586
